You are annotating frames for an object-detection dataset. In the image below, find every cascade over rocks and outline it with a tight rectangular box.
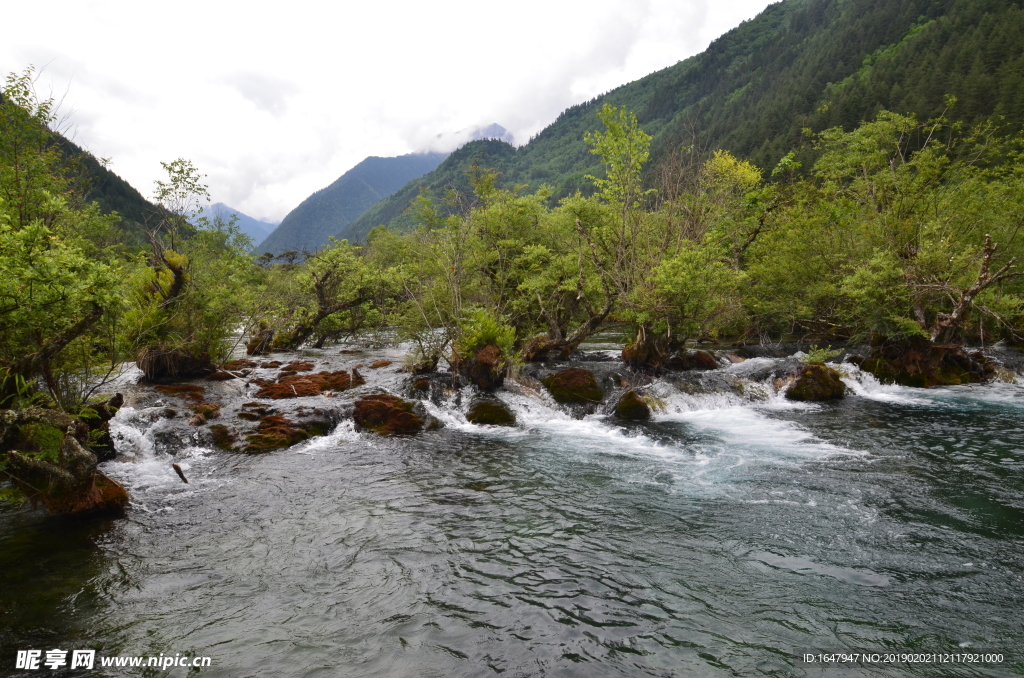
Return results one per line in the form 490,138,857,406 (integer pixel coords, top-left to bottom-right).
853,336,991,387
466,396,516,426
541,369,604,405
615,391,651,420
785,364,846,401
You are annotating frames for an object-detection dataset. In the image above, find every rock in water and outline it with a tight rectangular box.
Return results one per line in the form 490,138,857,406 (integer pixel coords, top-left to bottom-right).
856,336,989,387
664,350,719,371
457,344,505,391
466,397,516,426
786,364,846,401
541,369,604,405
615,391,651,420
353,394,426,435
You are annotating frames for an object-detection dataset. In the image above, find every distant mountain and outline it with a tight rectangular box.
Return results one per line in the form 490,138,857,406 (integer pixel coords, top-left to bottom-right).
342,140,517,243
258,152,448,254
346,0,1024,238
197,203,276,244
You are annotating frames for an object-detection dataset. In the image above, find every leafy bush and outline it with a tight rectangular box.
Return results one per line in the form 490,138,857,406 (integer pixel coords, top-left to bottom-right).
800,345,843,365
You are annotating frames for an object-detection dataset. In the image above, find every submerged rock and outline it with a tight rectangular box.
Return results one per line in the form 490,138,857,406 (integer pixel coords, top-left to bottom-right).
353,394,440,435
785,364,846,401
208,423,237,450
466,396,516,426
541,369,604,405
614,391,651,420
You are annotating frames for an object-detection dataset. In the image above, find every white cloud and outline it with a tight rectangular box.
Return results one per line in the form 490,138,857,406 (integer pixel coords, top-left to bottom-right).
1,0,774,222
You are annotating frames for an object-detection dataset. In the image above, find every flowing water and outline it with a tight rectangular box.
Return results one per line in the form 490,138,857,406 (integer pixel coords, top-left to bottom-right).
1,348,1023,677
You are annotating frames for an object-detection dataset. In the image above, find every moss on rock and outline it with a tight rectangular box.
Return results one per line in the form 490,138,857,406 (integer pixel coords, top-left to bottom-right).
541,369,604,404
614,391,651,420
785,364,846,401
245,415,316,453
353,394,424,435
466,397,516,426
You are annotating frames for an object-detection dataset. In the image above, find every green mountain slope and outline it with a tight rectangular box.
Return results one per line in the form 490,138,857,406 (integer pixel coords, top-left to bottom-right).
342,0,1024,240
258,152,447,254
55,137,160,246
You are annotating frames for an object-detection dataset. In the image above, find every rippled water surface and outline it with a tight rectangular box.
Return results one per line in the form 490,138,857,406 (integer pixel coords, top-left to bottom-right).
2,357,1023,677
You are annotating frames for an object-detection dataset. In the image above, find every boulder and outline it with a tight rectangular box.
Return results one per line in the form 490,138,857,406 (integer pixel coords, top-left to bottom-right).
541,369,604,405
664,350,719,371
614,391,651,420
136,346,214,381
353,394,427,435
2,424,128,515
785,364,846,401
466,397,516,426
857,336,989,387
457,344,505,391
245,414,318,453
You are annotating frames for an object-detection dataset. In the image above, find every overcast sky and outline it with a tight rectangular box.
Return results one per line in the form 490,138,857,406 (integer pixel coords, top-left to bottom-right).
3,0,774,223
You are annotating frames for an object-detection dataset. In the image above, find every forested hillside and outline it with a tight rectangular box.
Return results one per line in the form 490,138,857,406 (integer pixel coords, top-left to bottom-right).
343,0,1024,240
55,137,159,246
259,152,447,254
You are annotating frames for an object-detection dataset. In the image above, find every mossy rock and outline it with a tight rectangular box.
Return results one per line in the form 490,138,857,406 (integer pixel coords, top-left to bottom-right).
664,351,719,371
541,368,604,405
859,337,987,387
244,415,314,453
466,397,516,426
614,391,651,420
353,394,424,435
786,364,846,401
209,424,237,451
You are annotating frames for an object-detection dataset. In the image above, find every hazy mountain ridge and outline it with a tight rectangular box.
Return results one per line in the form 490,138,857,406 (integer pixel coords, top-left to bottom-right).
257,151,448,254
196,203,277,244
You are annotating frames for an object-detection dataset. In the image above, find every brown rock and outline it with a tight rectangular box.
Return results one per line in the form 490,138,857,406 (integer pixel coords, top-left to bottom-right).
541,369,604,405
785,364,846,401
353,394,424,435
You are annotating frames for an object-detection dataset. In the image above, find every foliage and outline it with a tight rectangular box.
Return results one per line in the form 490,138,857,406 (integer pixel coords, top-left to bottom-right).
0,68,125,409
800,345,844,365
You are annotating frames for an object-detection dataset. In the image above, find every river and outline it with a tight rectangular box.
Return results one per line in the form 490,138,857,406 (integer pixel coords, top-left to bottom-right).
1,345,1022,677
